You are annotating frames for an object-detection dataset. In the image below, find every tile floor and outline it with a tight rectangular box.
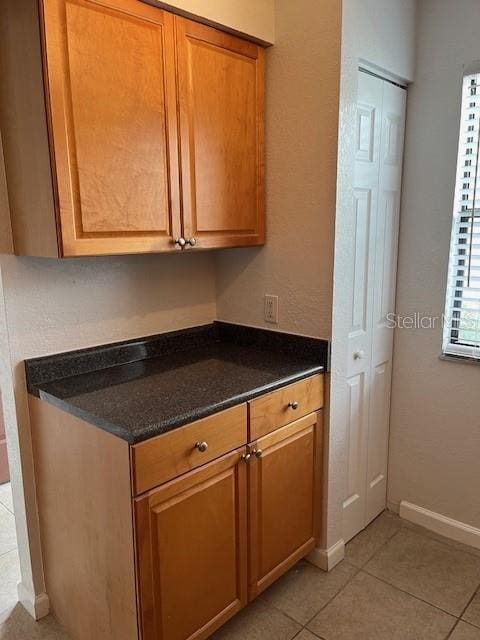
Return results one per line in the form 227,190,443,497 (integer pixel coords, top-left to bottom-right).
0,508,480,639
0,482,21,622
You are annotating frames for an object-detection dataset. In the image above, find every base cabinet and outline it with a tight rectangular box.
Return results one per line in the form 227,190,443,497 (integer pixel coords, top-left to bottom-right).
248,412,321,599
135,448,248,640
135,411,323,640
29,375,324,640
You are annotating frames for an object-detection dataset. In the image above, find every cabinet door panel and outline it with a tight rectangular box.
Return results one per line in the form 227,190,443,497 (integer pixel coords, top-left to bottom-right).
175,17,265,249
135,449,247,640
41,0,181,256
249,413,321,598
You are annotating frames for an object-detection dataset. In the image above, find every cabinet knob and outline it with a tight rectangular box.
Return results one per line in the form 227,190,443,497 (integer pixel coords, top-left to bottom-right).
194,441,208,453
353,350,364,361
253,449,263,459
241,453,252,463
186,237,197,247
174,237,186,248
288,400,299,410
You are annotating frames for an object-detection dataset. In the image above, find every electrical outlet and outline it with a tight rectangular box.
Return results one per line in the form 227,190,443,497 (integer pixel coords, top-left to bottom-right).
264,294,279,324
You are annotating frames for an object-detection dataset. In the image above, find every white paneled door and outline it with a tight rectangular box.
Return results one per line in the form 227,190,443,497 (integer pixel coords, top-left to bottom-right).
343,71,406,543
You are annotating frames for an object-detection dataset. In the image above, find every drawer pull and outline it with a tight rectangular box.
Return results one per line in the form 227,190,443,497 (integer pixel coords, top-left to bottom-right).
194,441,209,453
288,401,299,410
241,453,252,463
253,449,263,459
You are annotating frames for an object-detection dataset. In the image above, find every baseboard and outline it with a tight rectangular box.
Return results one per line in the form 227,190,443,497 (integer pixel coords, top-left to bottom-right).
305,539,345,572
386,500,400,514
400,501,480,551
17,582,50,620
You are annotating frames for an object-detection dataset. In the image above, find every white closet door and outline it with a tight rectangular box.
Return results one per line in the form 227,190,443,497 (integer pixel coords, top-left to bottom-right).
343,72,406,543
366,80,406,525
343,72,382,543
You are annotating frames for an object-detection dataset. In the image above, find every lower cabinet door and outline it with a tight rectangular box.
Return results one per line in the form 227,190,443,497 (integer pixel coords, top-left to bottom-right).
248,412,321,599
135,448,248,640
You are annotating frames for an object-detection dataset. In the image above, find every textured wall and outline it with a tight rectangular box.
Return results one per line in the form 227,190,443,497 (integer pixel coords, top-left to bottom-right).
215,0,341,340
0,251,216,602
155,0,274,43
388,0,480,529
355,0,416,82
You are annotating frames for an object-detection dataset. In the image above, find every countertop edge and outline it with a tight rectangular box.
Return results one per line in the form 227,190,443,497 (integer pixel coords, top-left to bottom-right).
33,365,324,445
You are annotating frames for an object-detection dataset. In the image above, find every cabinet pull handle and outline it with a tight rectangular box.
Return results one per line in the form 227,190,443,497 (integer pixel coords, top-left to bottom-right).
241,453,252,463
194,441,208,453
174,237,186,248
186,237,197,247
288,401,299,410
253,449,263,459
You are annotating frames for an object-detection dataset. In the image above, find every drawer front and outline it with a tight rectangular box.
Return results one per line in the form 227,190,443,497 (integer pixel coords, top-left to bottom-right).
248,375,324,440
132,404,247,495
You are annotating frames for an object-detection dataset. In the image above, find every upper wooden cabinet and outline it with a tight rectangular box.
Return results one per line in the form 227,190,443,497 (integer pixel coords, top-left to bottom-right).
0,0,265,258
175,19,265,249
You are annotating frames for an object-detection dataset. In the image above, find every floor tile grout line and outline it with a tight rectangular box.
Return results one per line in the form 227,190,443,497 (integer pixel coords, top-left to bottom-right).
361,567,470,619
0,547,18,561
399,521,480,560
302,565,363,630
443,593,480,640
444,618,461,640
258,559,360,629
351,524,404,570
0,501,14,517
0,501,14,515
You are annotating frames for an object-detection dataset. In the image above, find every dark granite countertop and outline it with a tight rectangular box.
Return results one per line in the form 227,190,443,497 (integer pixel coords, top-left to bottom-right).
26,322,329,444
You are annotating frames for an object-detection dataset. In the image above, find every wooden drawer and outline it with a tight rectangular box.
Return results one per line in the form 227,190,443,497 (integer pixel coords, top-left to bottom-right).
248,375,324,440
132,404,247,495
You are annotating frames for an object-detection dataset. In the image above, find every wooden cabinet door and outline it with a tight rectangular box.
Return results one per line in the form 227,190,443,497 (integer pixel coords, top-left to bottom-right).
175,17,265,250
135,448,248,640
248,412,322,599
41,0,181,256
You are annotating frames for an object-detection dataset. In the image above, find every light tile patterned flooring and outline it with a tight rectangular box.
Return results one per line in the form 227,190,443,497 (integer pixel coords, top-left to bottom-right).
0,482,21,622
1,507,480,639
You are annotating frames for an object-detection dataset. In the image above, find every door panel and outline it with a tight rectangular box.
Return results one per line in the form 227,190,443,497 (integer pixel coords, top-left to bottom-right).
135,449,247,640
175,17,265,249
343,372,368,539
343,72,406,542
343,72,382,543
42,0,181,256
248,413,319,599
366,81,406,524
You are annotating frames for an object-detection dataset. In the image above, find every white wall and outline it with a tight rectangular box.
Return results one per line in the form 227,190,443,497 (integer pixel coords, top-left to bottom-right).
388,0,480,530
215,0,342,341
355,0,416,83
328,0,416,549
155,0,275,43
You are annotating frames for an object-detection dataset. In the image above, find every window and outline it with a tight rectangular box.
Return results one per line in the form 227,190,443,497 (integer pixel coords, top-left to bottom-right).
443,71,480,359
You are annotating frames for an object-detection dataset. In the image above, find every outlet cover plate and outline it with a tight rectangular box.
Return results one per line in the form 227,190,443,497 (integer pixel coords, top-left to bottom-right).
264,294,279,324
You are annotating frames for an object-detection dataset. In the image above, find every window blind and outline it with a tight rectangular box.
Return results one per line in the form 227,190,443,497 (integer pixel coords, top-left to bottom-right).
444,72,480,358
